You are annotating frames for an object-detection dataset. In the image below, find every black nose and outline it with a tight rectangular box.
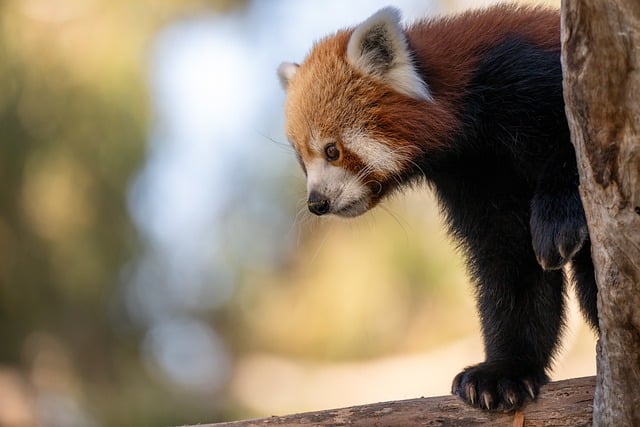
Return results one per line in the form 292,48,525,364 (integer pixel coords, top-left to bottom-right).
307,192,330,216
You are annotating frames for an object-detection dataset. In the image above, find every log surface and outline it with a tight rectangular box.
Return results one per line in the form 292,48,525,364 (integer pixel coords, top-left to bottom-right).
201,376,594,427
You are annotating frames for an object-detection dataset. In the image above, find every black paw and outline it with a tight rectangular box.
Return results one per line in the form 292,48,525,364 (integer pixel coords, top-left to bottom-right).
451,362,548,411
530,192,588,270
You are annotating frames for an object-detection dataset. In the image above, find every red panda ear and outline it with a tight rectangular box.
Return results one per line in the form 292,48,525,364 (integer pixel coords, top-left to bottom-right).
277,62,299,90
346,7,431,101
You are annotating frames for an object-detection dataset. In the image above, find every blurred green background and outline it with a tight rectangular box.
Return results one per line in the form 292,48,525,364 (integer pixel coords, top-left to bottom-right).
0,0,594,426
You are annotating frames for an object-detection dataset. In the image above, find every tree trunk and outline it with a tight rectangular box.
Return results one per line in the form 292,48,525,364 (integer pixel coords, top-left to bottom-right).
561,1,640,425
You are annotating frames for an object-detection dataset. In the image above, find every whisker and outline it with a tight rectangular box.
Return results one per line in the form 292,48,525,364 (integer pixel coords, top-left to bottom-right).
378,203,411,245
308,219,332,265
286,196,308,246
257,130,295,153
363,179,383,195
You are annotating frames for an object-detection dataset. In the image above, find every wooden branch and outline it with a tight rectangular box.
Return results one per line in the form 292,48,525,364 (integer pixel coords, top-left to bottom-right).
202,376,594,427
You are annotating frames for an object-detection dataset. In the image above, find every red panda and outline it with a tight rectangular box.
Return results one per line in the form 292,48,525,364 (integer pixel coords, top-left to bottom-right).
277,5,596,412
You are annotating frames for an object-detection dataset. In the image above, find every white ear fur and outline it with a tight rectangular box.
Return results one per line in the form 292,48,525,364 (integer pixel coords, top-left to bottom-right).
346,7,431,101
277,62,299,90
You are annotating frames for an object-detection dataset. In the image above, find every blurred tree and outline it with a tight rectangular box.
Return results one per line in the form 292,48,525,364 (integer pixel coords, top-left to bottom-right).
0,0,247,425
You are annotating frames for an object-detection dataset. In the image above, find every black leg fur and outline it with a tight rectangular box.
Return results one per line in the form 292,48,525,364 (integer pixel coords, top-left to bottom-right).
449,208,566,411
570,242,599,331
530,149,588,271
429,155,568,409
529,147,598,331
431,37,595,412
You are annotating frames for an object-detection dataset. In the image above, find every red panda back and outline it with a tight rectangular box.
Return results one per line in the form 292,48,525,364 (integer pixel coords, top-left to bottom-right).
407,5,560,110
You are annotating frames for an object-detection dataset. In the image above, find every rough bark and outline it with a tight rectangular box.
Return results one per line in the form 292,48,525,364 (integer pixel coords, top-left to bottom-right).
201,376,594,427
561,1,640,425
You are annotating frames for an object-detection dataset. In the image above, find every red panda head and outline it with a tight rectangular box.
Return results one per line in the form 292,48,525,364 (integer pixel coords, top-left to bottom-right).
278,7,437,217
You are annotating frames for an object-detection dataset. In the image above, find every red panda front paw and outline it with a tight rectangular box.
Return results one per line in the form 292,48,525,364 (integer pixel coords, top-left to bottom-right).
530,192,588,270
451,362,547,411
531,220,587,270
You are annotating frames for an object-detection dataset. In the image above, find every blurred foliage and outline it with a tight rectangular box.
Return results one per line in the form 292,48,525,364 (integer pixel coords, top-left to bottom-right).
0,0,247,425
230,194,476,361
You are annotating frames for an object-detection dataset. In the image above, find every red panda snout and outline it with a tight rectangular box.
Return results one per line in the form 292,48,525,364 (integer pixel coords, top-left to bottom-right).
305,158,373,218
307,191,330,216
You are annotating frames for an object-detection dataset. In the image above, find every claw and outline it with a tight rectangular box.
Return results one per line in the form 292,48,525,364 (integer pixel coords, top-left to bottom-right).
481,391,493,410
523,379,536,400
451,375,461,394
465,382,477,405
558,226,588,259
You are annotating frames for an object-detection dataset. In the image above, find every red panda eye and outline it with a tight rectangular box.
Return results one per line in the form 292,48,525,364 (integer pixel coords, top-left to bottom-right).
324,143,339,161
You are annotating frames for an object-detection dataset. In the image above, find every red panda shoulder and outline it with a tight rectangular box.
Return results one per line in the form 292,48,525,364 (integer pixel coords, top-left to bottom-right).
406,5,560,110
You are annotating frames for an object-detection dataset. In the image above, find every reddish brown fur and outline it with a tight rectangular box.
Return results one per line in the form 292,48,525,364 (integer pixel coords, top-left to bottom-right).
284,31,454,174
407,4,559,109
283,4,560,205
285,4,559,159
